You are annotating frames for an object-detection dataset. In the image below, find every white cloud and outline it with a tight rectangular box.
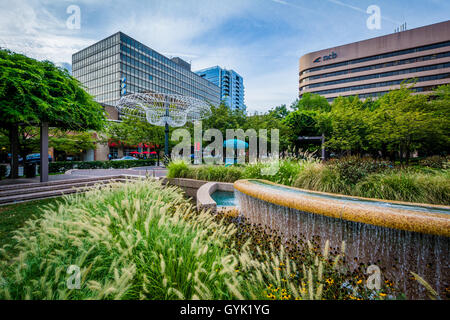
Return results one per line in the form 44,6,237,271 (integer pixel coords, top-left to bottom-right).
272,0,289,4
0,0,95,63
326,0,400,24
102,0,256,52
0,0,304,112
0,0,328,112
0,0,425,113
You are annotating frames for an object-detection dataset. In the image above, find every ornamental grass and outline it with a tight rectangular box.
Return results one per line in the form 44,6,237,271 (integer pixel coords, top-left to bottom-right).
168,157,450,205
0,179,400,300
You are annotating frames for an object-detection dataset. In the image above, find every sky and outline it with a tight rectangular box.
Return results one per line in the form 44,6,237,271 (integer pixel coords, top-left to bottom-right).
0,0,449,113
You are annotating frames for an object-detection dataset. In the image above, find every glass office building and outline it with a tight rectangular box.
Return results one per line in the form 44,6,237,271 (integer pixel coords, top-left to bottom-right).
72,32,220,106
299,20,450,101
195,66,246,111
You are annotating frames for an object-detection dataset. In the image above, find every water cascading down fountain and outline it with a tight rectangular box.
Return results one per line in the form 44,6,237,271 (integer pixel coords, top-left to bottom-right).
234,179,450,299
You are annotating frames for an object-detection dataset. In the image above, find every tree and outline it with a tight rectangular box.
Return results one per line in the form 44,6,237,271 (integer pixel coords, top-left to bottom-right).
423,85,450,156
283,109,322,152
201,103,247,137
200,103,292,153
268,104,290,119
0,127,97,162
370,85,449,162
49,130,97,161
292,92,331,112
282,94,330,154
320,84,449,161
0,49,106,178
105,115,165,161
244,110,291,153
12,126,41,161
322,96,373,155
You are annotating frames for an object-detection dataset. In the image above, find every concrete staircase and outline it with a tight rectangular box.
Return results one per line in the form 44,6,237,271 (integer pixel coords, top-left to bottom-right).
0,175,141,205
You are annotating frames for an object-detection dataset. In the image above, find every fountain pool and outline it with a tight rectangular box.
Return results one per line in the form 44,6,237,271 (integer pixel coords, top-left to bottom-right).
234,179,450,299
211,190,236,207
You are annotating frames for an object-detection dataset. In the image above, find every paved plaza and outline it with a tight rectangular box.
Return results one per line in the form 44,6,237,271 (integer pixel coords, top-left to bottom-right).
0,166,167,186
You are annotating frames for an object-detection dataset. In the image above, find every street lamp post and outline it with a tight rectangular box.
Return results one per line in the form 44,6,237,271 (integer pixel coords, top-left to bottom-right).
164,101,170,157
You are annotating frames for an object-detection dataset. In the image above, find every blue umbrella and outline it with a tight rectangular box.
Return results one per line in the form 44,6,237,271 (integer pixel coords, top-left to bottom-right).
223,139,248,149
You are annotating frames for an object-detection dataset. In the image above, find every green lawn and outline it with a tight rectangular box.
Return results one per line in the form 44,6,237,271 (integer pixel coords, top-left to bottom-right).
0,198,62,252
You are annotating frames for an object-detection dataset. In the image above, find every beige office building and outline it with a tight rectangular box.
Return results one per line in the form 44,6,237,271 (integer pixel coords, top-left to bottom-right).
299,20,450,101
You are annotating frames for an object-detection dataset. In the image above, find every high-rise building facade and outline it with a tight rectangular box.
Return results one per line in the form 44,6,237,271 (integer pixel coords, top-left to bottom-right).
299,20,450,101
72,32,220,106
195,66,246,111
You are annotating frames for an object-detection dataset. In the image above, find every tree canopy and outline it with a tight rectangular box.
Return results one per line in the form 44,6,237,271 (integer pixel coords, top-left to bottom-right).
103,85,449,163
0,49,107,177
201,103,247,137
281,94,330,153
321,84,450,161
0,49,106,130
49,130,97,159
106,115,165,151
291,92,331,112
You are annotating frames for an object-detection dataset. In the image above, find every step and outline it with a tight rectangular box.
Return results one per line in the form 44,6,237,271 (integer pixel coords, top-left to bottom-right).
0,179,122,197
0,178,134,205
0,175,128,192
0,186,96,204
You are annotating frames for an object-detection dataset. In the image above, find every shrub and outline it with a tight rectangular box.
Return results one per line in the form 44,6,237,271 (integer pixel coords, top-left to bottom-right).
419,156,450,169
294,161,349,195
191,165,243,182
167,157,449,205
167,159,309,185
326,156,390,185
243,158,307,185
166,160,189,179
294,161,450,205
355,169,450,205
273,159,312,185
48,161,75,173
49,159,156,173
168,162,244,183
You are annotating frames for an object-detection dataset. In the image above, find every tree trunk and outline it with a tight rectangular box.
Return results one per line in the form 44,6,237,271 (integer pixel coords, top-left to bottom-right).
18,127,33,166
381,144,387,160
388,150,395,163
405,144,410,166
399,145,405,165
405,136,412,165
9,124,19,179
40,122,49,183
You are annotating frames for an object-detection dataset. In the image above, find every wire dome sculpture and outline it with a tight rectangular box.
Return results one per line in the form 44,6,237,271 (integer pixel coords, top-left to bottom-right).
115,92,211,127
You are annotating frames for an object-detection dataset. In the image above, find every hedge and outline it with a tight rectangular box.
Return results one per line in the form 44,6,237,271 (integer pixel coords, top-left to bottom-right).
49,159,157,173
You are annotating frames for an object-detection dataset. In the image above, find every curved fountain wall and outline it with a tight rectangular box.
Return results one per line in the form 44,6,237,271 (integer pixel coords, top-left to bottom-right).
234,179,450,299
